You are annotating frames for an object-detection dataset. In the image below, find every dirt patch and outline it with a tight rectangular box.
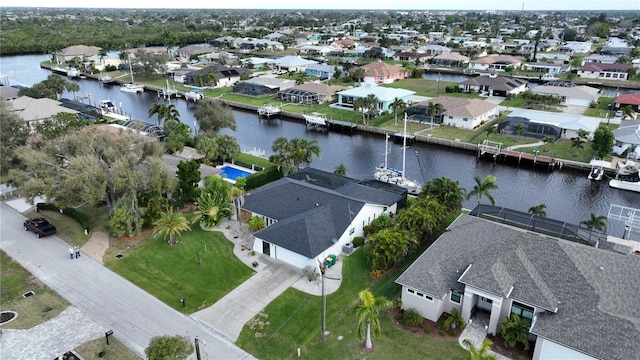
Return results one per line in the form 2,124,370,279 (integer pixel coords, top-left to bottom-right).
488,334,534,360
118,228,154,245
391,308,462,340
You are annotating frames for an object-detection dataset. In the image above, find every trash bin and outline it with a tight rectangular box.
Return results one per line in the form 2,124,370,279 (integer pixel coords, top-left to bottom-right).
325,254,337,268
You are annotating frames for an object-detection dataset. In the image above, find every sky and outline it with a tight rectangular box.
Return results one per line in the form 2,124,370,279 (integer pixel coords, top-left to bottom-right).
9,0,640,11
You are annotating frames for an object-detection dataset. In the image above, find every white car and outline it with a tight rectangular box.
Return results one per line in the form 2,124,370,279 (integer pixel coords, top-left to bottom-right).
615,110,623,117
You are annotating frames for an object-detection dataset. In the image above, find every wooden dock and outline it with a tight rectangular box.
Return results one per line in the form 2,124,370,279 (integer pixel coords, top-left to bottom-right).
477,141,558,169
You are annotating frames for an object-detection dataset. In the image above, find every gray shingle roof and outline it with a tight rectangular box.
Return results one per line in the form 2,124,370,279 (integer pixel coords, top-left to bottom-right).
395,214,640,360
243,168,404,258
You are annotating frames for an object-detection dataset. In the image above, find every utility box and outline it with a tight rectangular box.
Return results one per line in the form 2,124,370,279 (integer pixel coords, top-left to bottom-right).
325,254,337,268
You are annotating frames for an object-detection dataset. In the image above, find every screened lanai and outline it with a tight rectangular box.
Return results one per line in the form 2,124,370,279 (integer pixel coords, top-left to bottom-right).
276,88,318,104
497,116,561,140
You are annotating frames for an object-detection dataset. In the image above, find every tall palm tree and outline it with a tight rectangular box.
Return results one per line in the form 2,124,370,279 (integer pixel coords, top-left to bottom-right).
355,290,393,349
353,67,365,85
165,104,180,123
148,103,169,126
153,210,190,245
528,204,547,217
365,94,380,120
463,338,498,360
428,102,443,124
65,82,80,101
485,125,497,139
542,135,555,151
354,97,367,124
390,97,406,126
467,175,498,206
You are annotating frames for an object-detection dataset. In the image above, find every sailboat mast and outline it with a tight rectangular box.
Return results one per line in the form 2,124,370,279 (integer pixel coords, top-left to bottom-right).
384,133,389,169
402,113,407,177
128,53,134,83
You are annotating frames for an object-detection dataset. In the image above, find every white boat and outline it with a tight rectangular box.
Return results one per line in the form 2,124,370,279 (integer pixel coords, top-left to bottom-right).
303,112,328,126
99,100,130,121
184,89,204,102
257,103,281,117
609,154,640,192
374,114,423,195
120,53,144,94
120,83,145,93
541,73,559,81
588,165,604,181
67,67,80,78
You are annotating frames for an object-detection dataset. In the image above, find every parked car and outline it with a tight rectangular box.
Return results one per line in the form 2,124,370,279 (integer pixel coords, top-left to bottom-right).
23,218,57,238
615,110,623,117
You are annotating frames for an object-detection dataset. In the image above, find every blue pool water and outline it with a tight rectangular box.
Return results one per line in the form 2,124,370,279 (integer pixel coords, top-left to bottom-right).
219,166,252,181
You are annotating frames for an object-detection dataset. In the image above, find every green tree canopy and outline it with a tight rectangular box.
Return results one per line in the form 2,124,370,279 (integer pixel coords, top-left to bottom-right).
194,98,236,135
1,100,31,175
591,125,614,159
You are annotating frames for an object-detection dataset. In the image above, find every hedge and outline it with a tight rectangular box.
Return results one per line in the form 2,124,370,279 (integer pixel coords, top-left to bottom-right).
244,166,283,190
36,203,91,233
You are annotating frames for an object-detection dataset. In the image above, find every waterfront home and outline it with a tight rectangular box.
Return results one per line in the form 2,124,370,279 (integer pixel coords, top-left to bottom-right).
276,83,346,104
333,82,414,112
232,77,295,97
521,62,567,76
581,54,619,66
184,65,251,88
467,55,522,72
577,63,632,81
613,93,640,113
176,44,218,60
53,45,101,64
395,214,640,360
432,52,470,67
557,41,592,54
7,96,78,130
406,96,500,130
458,74,527,97
530,84,600,107
505,109,600,140
240,168,405,271
356,61,409,84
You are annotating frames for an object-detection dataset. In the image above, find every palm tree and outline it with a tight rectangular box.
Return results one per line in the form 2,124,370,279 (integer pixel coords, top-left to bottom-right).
98,48,108,65
365,94,380,119
148,103,168,126
514,123,525,142
65,82,80,101
164,104,180,122
528,204,547,217
390,97,406,126
333,163,347,176
622,105,636,120
581,213,607,232
463,338,498,360
497,314,530,351
444,307,466,330
355,290,393,349
428,102,443,124
354,97,367,124
570,137,585,157
353,67,365,85
153,210,190,245
542,136,554,152
467,175,498,206
248,216,266,232
422,176,466,212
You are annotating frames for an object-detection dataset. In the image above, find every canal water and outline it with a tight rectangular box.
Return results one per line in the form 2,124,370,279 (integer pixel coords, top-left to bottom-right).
2,54,639,239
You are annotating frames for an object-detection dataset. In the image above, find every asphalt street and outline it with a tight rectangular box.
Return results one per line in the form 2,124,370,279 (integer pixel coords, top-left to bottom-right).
0,203,256,360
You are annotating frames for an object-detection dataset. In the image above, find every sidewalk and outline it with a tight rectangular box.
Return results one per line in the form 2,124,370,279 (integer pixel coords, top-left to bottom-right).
192,219,344,342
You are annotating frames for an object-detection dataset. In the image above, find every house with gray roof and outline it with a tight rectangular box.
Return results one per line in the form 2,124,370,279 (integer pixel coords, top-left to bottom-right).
458,74,527,97
407,96,499,130
232,77,295,97
531,84,600,107
395,214,640,360
506,108,601,140
240,168,406,270
7,96,79,129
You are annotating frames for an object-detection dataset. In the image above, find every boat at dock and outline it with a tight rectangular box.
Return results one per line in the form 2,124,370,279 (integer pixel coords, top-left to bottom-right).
303,112,328,126
158,79,179,99
374,114,423,195
99,99,131,121
120,53,144,94
257,103,281,117
609,153,640,192
184,89,204,102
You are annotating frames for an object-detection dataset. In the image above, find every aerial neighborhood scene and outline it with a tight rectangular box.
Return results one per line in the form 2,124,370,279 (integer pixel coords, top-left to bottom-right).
2,1,640,359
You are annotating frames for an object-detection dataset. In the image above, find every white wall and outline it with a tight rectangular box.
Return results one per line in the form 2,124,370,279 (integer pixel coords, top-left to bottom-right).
401,287,441,322
533,338,597,360
442,114,481,129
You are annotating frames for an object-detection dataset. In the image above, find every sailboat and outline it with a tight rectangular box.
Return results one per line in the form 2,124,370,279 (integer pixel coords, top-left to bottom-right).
120,53,144,94
374,113,423,195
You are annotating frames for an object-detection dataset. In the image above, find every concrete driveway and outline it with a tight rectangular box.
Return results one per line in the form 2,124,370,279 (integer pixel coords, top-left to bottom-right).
0,203,255,360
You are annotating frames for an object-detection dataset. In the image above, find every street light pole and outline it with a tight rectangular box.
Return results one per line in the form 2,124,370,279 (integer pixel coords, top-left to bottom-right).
321,266,326,340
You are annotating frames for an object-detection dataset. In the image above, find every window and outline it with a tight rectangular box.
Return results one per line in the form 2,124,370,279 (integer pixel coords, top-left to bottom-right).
450,290,462,304
511,301,534,324
407,288,433,301
463,118,468,122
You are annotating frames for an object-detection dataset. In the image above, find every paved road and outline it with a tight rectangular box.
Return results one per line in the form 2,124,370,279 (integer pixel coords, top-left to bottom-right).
0,203,255,360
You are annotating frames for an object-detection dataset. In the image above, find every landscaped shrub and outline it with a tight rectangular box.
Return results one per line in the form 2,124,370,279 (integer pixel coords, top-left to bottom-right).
36,203,91,232
403,308,423,327
245,166,282,190
352,236,365,247
425,327,432,334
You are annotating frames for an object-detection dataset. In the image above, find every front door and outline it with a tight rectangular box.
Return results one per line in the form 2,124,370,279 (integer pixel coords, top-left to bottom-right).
263,242,271,256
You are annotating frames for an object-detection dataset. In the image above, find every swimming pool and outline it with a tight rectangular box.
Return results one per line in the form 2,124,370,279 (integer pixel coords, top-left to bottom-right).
219,165,252,181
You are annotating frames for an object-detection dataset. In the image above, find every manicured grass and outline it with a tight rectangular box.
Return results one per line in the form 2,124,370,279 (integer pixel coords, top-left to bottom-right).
105,226,254,313
235,153,274,169
75,336,142,360
236,249,467,360
25,209,91,247
0,250,69,329
381,78,459,97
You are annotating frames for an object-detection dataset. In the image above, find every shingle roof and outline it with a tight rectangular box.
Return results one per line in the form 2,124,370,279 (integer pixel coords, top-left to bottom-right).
614,93,640,106
56,45,101,57
580,63,632,73
417,96,498,119
459,75,527,91
395,214,640,360
359,61,406,78
243,168,404,258
531,85,600,101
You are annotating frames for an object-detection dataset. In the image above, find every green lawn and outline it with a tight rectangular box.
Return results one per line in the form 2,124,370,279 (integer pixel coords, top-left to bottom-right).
381,78,459,97
0,251,69,329
236,249,467,360
105,227,254,313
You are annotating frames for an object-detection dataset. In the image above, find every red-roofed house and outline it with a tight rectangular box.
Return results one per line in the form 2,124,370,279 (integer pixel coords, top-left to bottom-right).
577,63,632,81
614,93,640,112
357,61,409,84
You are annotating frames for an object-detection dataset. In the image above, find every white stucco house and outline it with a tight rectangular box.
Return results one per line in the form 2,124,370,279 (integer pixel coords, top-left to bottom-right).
506,108,601,140
530,84,600,107
406,96,500,130
332,82,414,112
396,213,640,360
240,168,406,271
